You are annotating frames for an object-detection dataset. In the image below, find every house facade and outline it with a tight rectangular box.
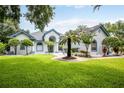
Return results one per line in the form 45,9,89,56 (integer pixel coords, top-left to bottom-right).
10,24,109,55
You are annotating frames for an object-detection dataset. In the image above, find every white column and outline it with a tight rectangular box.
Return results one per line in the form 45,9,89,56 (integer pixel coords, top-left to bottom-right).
56,42,59,53
53,42,58,53
43,42,48,53
32,42,35,52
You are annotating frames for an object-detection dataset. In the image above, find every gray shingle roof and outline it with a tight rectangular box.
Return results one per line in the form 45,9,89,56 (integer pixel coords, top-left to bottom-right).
10,29,36,40
31,29,62,41
80,24,110,36
31,31,44,41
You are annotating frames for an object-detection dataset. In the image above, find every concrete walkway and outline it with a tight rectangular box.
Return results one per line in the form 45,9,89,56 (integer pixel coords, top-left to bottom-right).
52,54,124,62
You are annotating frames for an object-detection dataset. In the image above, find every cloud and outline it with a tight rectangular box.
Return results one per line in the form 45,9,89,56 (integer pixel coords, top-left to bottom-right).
45,18,100,34
66,5,86,9
103,18,124,23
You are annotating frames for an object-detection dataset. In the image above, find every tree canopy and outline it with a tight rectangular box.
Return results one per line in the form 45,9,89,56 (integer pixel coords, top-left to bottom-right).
0,42,5,54
0,5,54,31
25,5,54,31
8,38,20,55
0,5,55,44
22,39,33,47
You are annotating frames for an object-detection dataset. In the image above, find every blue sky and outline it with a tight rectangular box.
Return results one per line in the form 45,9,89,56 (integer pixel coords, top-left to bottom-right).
19,5,124,33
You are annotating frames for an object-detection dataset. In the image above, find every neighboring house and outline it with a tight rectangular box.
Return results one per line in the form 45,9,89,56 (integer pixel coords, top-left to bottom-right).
9,24,109,55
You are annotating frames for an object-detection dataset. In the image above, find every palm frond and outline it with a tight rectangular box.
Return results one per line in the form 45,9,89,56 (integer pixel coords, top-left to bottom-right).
93,5,102,12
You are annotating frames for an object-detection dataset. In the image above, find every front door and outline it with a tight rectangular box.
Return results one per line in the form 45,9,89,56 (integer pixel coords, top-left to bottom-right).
48,45,54,53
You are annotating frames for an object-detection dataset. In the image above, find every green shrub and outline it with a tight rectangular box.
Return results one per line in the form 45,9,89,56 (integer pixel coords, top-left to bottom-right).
71,48,78,53
0,42,5,54
103,37,121,55
8,38,20,55
22,39,33,55
80,50,87,54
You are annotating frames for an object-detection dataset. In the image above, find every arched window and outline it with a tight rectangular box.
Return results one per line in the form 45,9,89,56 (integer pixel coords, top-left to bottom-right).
36,42,43,51
91,40,97,52
49,36,56,42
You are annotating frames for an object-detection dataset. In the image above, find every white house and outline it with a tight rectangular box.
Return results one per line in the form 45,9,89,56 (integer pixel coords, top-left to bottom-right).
10,24,110,55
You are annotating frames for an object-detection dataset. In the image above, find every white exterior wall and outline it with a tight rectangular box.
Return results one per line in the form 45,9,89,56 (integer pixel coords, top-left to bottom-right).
10,28,108,55
44,31,60,53
94,28,107,55
10,34,35,55
70,28,107,55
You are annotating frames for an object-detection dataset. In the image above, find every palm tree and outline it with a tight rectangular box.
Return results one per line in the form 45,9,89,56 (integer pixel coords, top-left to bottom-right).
80,31,95,57
60,30,80,58
93,5,102,11
75,25,95,57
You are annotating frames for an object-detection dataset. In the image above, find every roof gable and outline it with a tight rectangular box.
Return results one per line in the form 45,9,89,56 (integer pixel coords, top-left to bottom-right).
89,24,110,36
42,29,61,40
10,30,36,40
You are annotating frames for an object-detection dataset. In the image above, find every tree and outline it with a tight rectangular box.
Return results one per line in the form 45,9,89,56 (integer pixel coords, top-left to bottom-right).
0,5,21,25
93,5,124,40
0,5,54,37
8,38,20,55
103,21,124,36
0,21,17,43
112,38,121,55
76,25,87,32
80,31,95,57
0,6,21,43
25,5,55,31
93,5,102,12
103,37,121,55
60,30,80,58
120,39,124,54
104,22,118,33
0,42,5,54
22,39,33,55
115,29,124,39
45,41,54,53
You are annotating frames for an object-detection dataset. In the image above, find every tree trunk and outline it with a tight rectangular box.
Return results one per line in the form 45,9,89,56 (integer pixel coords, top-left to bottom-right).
26,46,28,55
85,44,89,57
14,46,17,55
67,38,71,57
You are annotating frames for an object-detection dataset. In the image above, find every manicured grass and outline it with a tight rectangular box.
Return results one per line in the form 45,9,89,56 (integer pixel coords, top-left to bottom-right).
0,55,124,88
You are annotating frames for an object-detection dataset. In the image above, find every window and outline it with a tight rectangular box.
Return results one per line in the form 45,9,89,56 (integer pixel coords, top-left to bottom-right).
36,42,43,51
49,36,56,42
20,44,25,50
91,40,97,52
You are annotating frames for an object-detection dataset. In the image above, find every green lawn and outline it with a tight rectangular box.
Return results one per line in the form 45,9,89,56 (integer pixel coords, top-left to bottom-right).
0,54,124,88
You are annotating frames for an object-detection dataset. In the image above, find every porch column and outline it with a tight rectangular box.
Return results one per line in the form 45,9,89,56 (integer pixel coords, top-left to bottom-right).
43,42,48,53
54,42,59,53
32,42,36,53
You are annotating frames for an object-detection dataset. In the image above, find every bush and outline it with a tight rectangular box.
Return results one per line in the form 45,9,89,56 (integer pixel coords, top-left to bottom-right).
80,50,88,54
22,39,33,46
71,48,78,53
22,39,33,55
79,50,89,57
8,38,20,55
103,37,121,55
0,42,5,54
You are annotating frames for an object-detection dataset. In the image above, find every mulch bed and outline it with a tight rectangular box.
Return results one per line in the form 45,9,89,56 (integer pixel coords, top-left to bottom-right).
62,56,77,60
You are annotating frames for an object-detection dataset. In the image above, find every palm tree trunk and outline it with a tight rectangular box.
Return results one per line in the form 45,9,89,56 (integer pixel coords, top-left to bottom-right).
67,38,71,57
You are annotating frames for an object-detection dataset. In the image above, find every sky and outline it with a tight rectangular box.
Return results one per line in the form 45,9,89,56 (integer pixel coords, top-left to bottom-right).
19,5,124,34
